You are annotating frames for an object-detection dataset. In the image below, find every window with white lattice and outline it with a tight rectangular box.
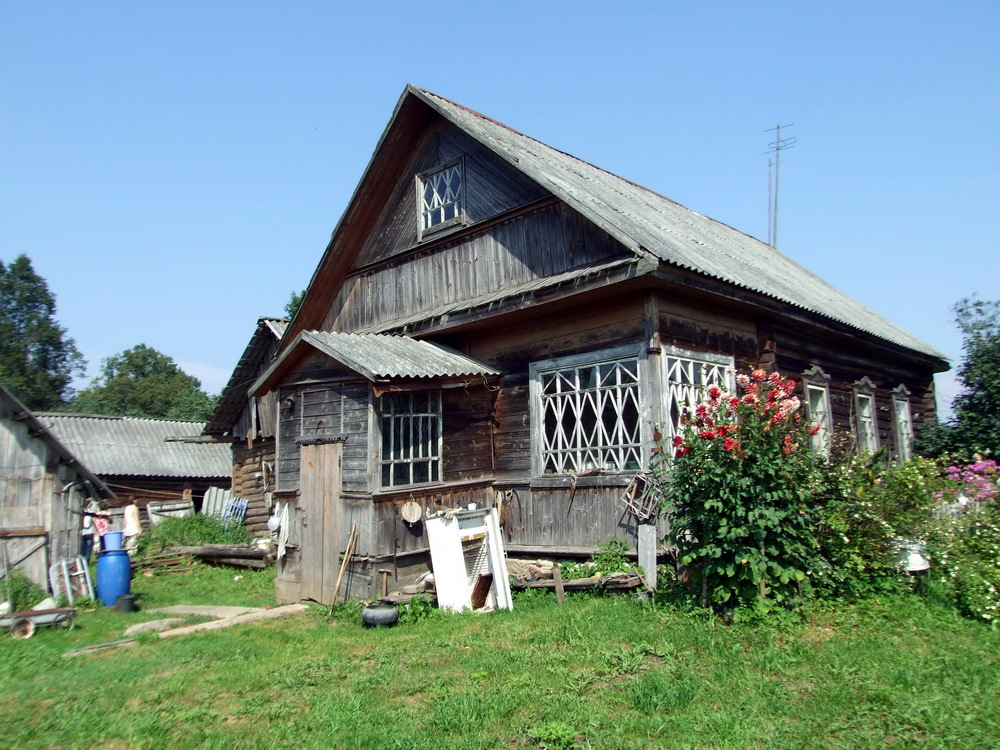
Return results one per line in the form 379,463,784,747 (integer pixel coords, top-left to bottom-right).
660,346,735,445
892,385,913,463
802,366,832,455
853,377,879,453
418,161,464,239
530,348,644,475
378,391,442,488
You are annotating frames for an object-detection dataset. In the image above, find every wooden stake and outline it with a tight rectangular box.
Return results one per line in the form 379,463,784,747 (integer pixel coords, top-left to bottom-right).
328,523,357,616
553,563,565,605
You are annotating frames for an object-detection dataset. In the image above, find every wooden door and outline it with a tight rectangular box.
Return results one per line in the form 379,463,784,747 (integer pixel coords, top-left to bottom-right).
299,441,344,604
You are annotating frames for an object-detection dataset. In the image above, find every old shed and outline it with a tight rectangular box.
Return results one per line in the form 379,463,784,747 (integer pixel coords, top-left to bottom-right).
0,384,113,591
36,413,232,523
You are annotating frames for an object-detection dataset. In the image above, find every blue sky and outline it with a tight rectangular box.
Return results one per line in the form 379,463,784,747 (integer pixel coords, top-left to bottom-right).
3,2,998,417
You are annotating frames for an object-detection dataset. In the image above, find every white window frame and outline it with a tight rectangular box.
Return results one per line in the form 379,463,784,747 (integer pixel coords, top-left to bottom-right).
417,159,465,240
529,346,645,476
377,390,442,489
853,377,879,453
892,385,914,463
802,366,832,456
660,345,735,446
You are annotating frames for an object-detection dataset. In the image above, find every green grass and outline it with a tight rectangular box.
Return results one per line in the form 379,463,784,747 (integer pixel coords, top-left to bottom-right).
1,565,999,749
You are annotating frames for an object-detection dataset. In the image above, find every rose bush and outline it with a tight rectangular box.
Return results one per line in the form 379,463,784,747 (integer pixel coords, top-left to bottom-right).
657,368,821,616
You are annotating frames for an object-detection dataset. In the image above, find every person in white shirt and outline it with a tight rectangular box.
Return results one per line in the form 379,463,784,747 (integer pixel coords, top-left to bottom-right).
122,497,142,556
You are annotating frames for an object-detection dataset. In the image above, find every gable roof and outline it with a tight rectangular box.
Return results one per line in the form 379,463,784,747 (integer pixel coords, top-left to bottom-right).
204,317,287,435
35,413,231,479
252,331,500,395
0,383,114,498
287,85,946,365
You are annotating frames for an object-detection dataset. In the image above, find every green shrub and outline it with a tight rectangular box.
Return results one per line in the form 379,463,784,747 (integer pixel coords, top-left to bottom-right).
811,449,911,599
2,569,48,611
591,536,633,574
138,513,252,555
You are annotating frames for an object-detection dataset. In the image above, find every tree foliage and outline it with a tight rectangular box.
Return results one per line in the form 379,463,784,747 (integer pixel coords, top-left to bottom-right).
70,344,217,420
917,296,1000,459
284,289,305,318
0,254,85,409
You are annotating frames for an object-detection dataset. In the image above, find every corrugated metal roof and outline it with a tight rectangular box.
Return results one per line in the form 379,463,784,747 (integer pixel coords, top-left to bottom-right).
301,331,501,380
252,331,500,395
36,413,231,479
0,384,114,498
412,86,946,362
205,317,287,435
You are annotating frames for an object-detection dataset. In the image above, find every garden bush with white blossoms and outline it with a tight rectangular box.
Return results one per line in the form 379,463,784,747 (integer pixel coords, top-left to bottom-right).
927,459,1000,623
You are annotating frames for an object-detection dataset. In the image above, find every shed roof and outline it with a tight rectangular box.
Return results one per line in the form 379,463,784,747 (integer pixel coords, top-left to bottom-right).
204,317,287,435
252,331,500,395
407,86,945,362
0,384,113,498
35,413,231,479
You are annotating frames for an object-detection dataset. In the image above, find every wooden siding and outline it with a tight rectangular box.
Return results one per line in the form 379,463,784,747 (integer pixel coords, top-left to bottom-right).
327,202,629,333
353,120,548,269
276,382,371,494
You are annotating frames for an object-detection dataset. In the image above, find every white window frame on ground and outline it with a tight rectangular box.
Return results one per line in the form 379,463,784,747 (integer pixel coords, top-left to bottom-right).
417,159,465,240
892,385,914,463
853,377,879,453
378,390,442,488
530,346,645,476
802,366,832,456
660,345,735,446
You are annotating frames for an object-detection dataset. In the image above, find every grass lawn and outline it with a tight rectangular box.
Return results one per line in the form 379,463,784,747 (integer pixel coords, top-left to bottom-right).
1,564,998,749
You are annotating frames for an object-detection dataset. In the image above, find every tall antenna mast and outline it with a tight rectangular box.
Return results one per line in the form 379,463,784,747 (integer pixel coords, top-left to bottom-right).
765,124,796,249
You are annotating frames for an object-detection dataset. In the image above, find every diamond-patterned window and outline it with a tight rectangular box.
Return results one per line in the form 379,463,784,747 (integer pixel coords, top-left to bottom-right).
379,391,442,488
534,355,642,474
661,348,735,445
419,162,464,236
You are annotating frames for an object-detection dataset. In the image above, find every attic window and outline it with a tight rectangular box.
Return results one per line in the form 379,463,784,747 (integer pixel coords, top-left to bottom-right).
418,161,464,239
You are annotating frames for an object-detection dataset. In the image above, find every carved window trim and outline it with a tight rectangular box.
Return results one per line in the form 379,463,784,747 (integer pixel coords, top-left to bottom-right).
853,376,879,453
802,365,832,456
892,385,914,463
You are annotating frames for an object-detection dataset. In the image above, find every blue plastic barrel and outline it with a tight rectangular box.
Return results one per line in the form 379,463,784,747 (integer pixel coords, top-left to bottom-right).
103,531,123,550
96,550,132,606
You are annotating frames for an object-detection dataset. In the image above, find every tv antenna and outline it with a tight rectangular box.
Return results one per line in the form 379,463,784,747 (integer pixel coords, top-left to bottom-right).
765,124,796,249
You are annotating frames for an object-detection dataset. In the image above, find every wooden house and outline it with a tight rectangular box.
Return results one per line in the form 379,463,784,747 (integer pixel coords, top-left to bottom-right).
250,85,949,604
35,413,231,524
1,384,114,591
203,317,288,535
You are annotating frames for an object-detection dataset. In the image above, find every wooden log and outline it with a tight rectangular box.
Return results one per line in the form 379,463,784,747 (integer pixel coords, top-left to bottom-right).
165,545,268,559
203,558,268,570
